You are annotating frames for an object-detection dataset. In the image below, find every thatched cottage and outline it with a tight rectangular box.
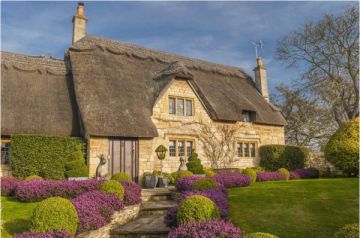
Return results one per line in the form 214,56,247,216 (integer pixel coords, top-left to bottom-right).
1,3,286,180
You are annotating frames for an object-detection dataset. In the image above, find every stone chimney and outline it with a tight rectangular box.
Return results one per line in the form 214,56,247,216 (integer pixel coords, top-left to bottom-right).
253,57,269,102
72,2,87,44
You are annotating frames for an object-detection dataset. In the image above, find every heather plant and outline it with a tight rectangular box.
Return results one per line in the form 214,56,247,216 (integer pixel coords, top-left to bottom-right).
204,168,216,177
242,168,257,184
167,220,244,238
171,170,194,183
71,190,124,233
99,180,125,199
192,177,218,190
245,232,279,238
25,175,44,181
334,223,359,238
120,180,141,205
164,205,179,227
290,168,320,179
186,150,204,174
175,176,202,191
111,172,132,182
176,195,220,224
1,176,21,196
30,197,78,236
277,168,290,180
13,231,70,238
212,172,251,188
256,172,286,182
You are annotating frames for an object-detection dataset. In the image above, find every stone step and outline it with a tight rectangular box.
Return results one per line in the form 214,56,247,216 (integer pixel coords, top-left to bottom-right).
141,188,173,202
110,215,170,238
139,200,176,216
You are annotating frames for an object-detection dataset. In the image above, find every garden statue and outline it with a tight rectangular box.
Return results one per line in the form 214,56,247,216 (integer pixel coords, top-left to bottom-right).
179,157,187,171
96,154,109,179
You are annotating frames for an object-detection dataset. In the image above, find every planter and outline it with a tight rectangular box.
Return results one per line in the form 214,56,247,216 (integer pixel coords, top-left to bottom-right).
67,177,89,181
158,177,169,188
144,175,158,188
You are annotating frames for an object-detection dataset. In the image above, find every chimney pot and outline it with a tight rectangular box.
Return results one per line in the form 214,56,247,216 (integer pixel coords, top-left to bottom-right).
72,2,87,44
253,57,269,102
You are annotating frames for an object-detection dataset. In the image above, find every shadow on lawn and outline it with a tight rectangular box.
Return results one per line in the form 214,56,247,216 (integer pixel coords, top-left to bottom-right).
3,218,30,236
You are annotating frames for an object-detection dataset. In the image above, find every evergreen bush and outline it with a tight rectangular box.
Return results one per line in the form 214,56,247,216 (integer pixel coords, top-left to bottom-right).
25,175,44,181
99,180,125,199
65,144,88,178
192,178,218,190
242,168,257,184
111,172,132,182
204,168,216,177
171,170,193,183
277,168,290,180
186,150,204,174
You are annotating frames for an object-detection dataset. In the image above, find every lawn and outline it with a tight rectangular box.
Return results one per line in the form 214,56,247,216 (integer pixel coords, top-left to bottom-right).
1,196,39,238
229,178,359,238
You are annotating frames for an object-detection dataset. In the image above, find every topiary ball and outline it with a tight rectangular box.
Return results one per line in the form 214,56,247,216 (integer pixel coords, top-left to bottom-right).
334,223,359,238
171,170,194,183
203,168,216,177
30,197,78,236
245,232,279,238
242,168,257,184
176,195,220,224
277,168,290,180
192,178,218,190
100,180,125,199
111,172,132,182
25,175,44,181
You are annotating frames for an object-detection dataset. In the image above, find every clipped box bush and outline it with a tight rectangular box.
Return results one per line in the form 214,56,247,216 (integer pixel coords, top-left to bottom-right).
30,197,78,236
10,135,85,179
100,180,124,199
13,231,70,238
212,172,251,188
120,180,141,205
111,172,132,182
186,150,204,174
204,168,216,177
171,170,194,183
65,167,88,178
245,232,279,238
325,118,359,176
65,144,88,178
25,175,44,181
192,178,218,190
1,176,21,196
277,168,290,180
334,223,359,238
176,195,220,224
242,168,257,184
259,145,309,171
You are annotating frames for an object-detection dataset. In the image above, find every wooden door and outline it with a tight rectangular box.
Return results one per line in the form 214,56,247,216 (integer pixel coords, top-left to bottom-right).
109,138,139,182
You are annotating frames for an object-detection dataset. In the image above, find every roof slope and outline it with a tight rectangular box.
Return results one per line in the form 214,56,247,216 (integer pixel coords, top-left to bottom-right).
1,52,81,136
69,35,285,138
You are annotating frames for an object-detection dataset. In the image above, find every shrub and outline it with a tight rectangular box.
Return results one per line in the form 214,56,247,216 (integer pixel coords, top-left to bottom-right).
259,144,309,171
213,173,251,188
167,220,244,238
242,168,257,184
153,170,175,184
10,135,85,179
256,172,286,182
30,197,78,235
245,232,279,238
289,168,320,179
25,175,44,181
99,180,125,199
325,118,359,176
171,170,194,183
277,168,290,180
175,176,202,191
15,179,102,202
111,172,132,182
334,223,359,238
192,178,218,190
176,195,220,224
1,176,21,196
204,168,216,177
13,231,70,238
119,180,141,205
71,190,124,233
65,167,88,178
186,150,204,174
65,144,88,178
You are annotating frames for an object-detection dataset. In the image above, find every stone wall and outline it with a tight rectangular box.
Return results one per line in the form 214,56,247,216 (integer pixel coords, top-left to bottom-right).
0,164,12,176
88,137,109,178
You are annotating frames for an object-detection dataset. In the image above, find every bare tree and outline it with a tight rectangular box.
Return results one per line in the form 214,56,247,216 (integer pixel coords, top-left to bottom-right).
277,6,359,126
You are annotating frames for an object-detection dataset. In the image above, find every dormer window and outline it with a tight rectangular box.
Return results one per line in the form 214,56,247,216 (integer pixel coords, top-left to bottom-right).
242,110,256,122
169,96,194,116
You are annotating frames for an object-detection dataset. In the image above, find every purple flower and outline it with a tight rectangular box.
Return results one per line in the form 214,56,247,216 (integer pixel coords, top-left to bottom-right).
256,172,286,182
13,231,70,238
71,190,125,233
1,176,21,196
167,220,244,238
212,173,251,188
290,168,320,179
175,176,202,191
164,205,179,227
119,181,141,205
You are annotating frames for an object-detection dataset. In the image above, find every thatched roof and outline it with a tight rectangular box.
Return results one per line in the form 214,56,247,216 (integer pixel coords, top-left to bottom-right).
1,51,81,136
69,35,286,137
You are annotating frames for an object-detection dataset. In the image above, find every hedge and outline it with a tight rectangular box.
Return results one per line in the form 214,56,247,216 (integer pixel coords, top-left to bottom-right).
10,135,85,180
259,145,309,171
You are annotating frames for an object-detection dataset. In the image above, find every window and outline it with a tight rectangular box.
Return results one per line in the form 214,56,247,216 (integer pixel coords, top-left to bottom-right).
186,141,193,157
168,96,194,116
236,142,257,158
169,97,176,114
169,139,195,158
169,140,176,157
242,111,250,122
1,140,11,165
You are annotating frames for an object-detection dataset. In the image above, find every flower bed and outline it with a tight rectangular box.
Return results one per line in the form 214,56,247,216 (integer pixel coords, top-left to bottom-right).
119,181,142,205
1,176,21,196
290,168,320,179
175,176,203,191
256,172,286,182
213,173,251,188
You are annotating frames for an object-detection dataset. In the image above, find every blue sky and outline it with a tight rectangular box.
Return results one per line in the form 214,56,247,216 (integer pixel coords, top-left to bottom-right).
1,1,356,94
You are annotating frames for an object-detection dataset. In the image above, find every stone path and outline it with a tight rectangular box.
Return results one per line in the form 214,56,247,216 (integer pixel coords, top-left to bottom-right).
110,187,176,238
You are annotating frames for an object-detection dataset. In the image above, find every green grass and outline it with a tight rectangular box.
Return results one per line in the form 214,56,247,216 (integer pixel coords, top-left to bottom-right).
229,178,359,238
1,196,39,238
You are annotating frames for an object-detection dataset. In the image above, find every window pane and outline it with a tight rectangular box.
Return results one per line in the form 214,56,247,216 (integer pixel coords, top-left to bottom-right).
169,140,176,157
186,99,193,116
1,142,10,164
250,143,256,157
177,99,184,115
178,140,185,156
169,97,176,114
186,141,193,157
242,112,250,122
237,143,243,157
244,143,249,157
